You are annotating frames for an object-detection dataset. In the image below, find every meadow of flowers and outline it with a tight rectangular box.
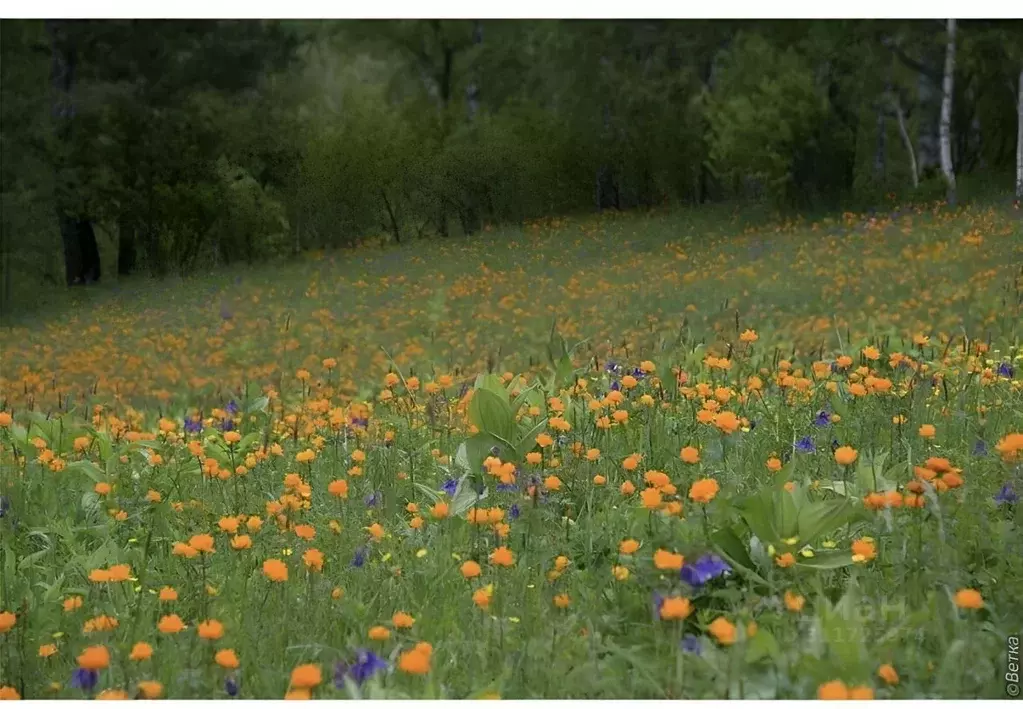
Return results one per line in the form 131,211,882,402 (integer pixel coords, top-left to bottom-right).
0,201,1021,699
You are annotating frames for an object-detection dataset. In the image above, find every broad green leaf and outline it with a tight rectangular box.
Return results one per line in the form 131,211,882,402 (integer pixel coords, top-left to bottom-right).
468,388,513,440
67,460,105,484
797,498,857,545
796,550,856,569
744,629,780,664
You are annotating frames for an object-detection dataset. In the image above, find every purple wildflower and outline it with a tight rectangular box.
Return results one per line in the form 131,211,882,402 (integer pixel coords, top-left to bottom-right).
0,496,8,518
681,634,702,655
994,483,1019,505
680,553,731,588
813,410,830,427
225,399,239,416
70,668,98,691
364,491,381,507
336,650,388,687
351,547,368,568
795,436,816,454
610,380,621,392
184,417,202,435
973,440,988,457
997,362,1015,378
440,479,458,496
509,503,520,520
225,676,239,697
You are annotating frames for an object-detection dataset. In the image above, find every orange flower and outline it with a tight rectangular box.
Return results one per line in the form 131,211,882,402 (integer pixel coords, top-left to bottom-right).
620,480,636,496
392,611,415,629
218,516,240,534
954,588,984,610
784,590,805,612
708,617,736,645
107,564,131,582
129,642,153,661
0,687,19,700
263,559,289,582
158,614,186,634
189,534,215,554
619,539,640,555
430,501,450,519
368,625,390,641
0,612,15,634
849,686,874,700
526,451,542,465
328,479,349,498
215,648,240,669
398,642,432,674
688,478,720,503
817,680,850,700
96,689,130,700
918,424,936,439
89,568,111,583
38,643,59,658
490,547,515,567
158,587,178,602
640,487,663,510
878,663,899,685
94,482,112,496
834,446,858,466
78,645,111,670
197,619,224,640
231,534,252,550
367,523,385,540
653,549,684,571
294,524,316,540
659,596,692,620
543,475,562,491
137,681,163,699
536,433,554,448
679,446,700,464
851,537,876,563
460,561,481,579
302,548,324,572
63,596,83,612
553,593,571,609
712,411,740,434
766,457,782,472
775,553,795,568
290,664,322,689
284,688,310,700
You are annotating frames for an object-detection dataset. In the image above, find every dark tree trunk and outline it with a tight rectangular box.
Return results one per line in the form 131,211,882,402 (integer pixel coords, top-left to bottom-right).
117,217,136,275
381,189,401,244
47,20,100,286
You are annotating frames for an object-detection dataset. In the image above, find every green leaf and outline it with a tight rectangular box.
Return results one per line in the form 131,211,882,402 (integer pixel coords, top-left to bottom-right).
474,374,509,403
468,388,513,440
247,395,270,414
515,418,549,460
736,490,781,546
796,550,856,569
796,498,857,545
67,460,105,484
744,629,780,664
710,527,756,572
774,489,800,539
413,483,441,504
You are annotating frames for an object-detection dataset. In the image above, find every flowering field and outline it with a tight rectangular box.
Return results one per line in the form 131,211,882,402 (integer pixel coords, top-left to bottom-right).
0,202,1022,699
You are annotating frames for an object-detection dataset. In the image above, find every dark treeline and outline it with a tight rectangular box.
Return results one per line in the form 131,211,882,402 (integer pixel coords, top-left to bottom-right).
1,19,1021,298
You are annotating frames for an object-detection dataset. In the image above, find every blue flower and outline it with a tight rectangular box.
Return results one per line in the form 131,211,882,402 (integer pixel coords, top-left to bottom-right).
349,417,369,429
813,410,830,427
973,440,988,457
651,591,665,620
225,399,239,416
364,491,381,507
680,634,702,655
610,380,621,392
496,483,517,493
795,436,816,454
351,547,368,568
184,418,202,435
509,503,520,520
336,650,388,688
70,668,98,691
440,478,458,496
632,367,645,379
0,496,8,518
225,676,239,697
605,361,621,374
994,483,1019,505
680,553,731,588
220,419,235,432
997,362,1015,378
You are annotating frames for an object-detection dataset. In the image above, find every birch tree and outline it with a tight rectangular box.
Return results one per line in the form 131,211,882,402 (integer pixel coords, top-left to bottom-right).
1017,66,1023,199
939,19,957,205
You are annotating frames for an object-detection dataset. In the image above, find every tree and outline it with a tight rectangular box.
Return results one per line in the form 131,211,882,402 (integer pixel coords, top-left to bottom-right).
939,19,958,205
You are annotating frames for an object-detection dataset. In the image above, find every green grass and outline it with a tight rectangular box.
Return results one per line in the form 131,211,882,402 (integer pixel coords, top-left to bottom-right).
0,200,1021,699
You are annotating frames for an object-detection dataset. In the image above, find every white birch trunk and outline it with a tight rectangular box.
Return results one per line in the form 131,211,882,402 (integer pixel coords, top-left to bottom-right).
939,19,957,204
891,95,919,189
1016,66,1023,199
